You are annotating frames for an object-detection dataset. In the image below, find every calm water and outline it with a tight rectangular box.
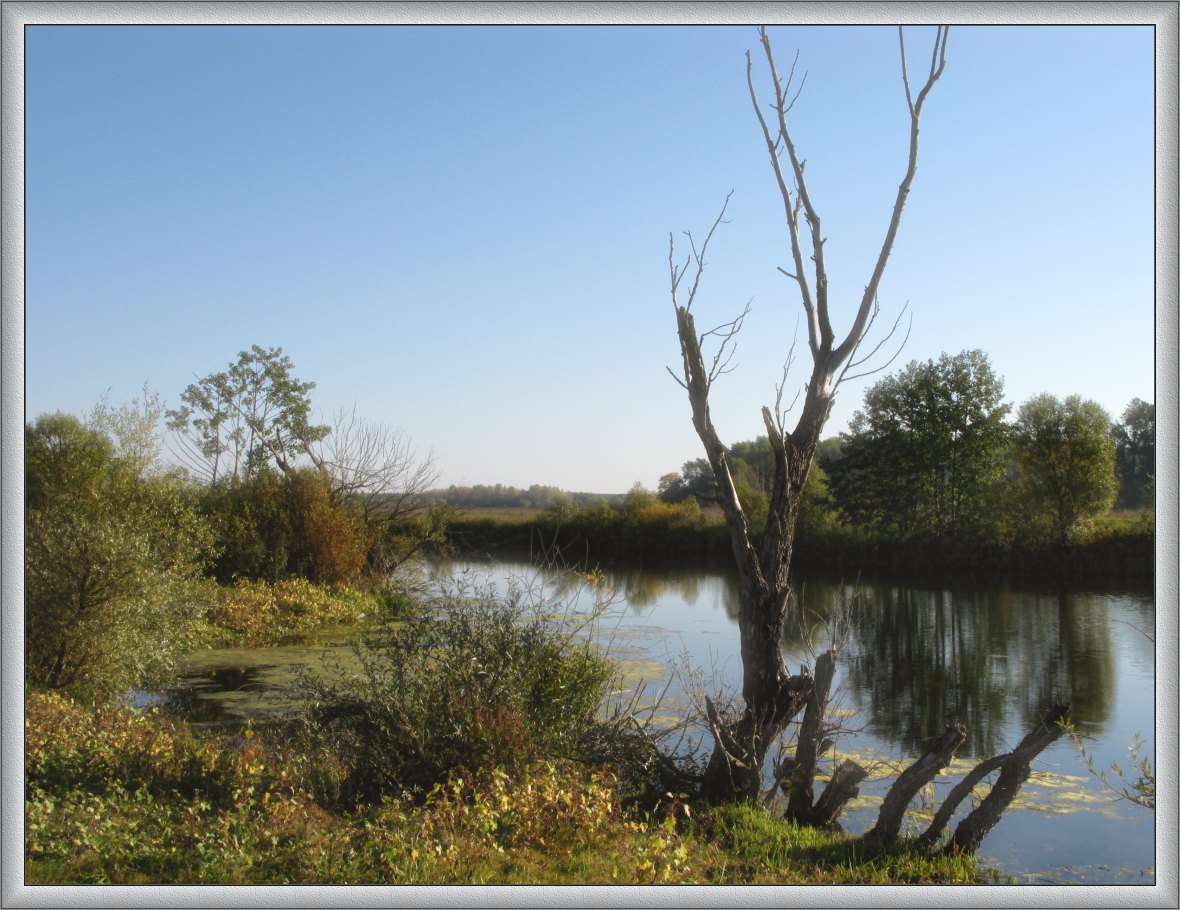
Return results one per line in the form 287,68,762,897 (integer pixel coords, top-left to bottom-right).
169,557,1157,885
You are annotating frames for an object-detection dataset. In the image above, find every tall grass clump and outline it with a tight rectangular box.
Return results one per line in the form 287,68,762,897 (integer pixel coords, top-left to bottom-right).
295,574,618,804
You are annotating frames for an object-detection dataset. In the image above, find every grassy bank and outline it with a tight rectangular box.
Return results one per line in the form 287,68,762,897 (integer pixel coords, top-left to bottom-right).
441,507,1154,586
25,690,985,885
198,577,405,647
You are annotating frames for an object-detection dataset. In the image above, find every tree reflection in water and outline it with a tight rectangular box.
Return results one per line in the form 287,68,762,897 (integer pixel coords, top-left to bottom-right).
428,558,1136,760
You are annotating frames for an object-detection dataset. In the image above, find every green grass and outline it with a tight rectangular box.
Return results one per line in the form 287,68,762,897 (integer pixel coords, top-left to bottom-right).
25,691,984,885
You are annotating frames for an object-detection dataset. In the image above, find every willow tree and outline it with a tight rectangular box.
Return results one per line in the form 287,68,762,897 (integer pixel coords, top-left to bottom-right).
670,26,949,802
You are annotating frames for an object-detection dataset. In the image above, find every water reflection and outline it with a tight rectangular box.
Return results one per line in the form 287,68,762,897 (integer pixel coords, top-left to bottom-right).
611,566,705,612
824,586,1116,756
427,558,1137,760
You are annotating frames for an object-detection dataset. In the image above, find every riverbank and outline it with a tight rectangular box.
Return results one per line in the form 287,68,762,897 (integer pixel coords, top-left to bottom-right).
25,690,987,885
440,508,1154,588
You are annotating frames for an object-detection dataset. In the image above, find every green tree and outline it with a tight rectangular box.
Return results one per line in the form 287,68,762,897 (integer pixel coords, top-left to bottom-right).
795,460,838,538
170,348,438,578
622,482,660,515
826,351,1010,540
661,436,837,535
167,345,330,484
657,472,688,503
1112,398,1155,510
1012,394,1118,544
656,457,716,505
25,409,210,697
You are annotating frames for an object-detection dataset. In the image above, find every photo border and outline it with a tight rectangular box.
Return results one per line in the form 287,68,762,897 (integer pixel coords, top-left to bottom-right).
3,2,1175,907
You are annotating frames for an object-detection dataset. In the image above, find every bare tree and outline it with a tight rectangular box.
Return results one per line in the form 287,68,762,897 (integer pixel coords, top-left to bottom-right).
669,25,948,803
316,405,439,525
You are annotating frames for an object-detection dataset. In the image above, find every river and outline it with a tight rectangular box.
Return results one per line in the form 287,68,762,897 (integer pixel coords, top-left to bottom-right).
168,556,1157,886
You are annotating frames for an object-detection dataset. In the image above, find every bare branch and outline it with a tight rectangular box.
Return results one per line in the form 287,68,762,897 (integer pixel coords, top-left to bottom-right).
830,25,948,371
764,320,802,443
747,41,819,359
701,299,753,387
669,205,767,599
899,28,915,116
759,26,832,350
838,311,913,385
674,192,734,317
665,364,689,390
835,299,913,387
315,405,439,524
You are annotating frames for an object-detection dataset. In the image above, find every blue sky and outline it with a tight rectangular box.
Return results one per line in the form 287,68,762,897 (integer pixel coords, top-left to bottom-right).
24,24,1156,493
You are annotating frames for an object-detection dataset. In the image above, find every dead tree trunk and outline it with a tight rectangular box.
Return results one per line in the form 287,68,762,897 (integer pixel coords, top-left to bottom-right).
669,25,948,804
784,649,838,822
809,759,870,827
868,722,969,843
918,704,1072,854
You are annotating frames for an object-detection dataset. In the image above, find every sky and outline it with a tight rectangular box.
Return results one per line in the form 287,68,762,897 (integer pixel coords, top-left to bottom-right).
23,23,1157,493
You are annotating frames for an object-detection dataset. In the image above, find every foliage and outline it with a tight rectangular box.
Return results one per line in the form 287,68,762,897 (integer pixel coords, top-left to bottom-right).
825,351,1010,541
1068,725,1155,811
658,437,836,536
295,578,617,803
1012,394,1118,544
425,483,585,511
87,384,168,477
1112,398,1155,510
26,690,235,801
657,457,715,505
284,470,373,583
167,345,329,484
199,467,372,585
206,578,378,644
25,691,982,885
25,411,210,697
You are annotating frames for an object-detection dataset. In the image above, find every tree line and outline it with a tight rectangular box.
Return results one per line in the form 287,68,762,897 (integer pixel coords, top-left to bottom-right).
419,483,613,511
656,349,1153,550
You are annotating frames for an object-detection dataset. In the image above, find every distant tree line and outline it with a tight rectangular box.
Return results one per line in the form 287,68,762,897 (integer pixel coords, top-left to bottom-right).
420,484,615,511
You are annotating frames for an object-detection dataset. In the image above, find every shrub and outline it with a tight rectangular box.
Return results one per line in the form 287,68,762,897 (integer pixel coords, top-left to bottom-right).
296,577,617,803
208,578,377,643
24,690,272,807
25,412,211,697
200,468,371,586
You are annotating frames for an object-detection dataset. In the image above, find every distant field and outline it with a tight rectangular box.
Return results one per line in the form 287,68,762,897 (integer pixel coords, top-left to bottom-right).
449,506,548,524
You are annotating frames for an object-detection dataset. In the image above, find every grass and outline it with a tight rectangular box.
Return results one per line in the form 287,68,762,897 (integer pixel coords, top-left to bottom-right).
452,506,548,524
25,692,985,886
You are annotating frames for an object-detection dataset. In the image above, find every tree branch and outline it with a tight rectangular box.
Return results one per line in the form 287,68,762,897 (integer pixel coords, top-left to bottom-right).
830,26,948,371
748,41,820,360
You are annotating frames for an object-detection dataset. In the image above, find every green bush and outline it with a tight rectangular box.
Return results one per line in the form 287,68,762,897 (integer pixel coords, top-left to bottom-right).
200,468,372,586
24,690,276,808
25,412,211,697
296,579,616,803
